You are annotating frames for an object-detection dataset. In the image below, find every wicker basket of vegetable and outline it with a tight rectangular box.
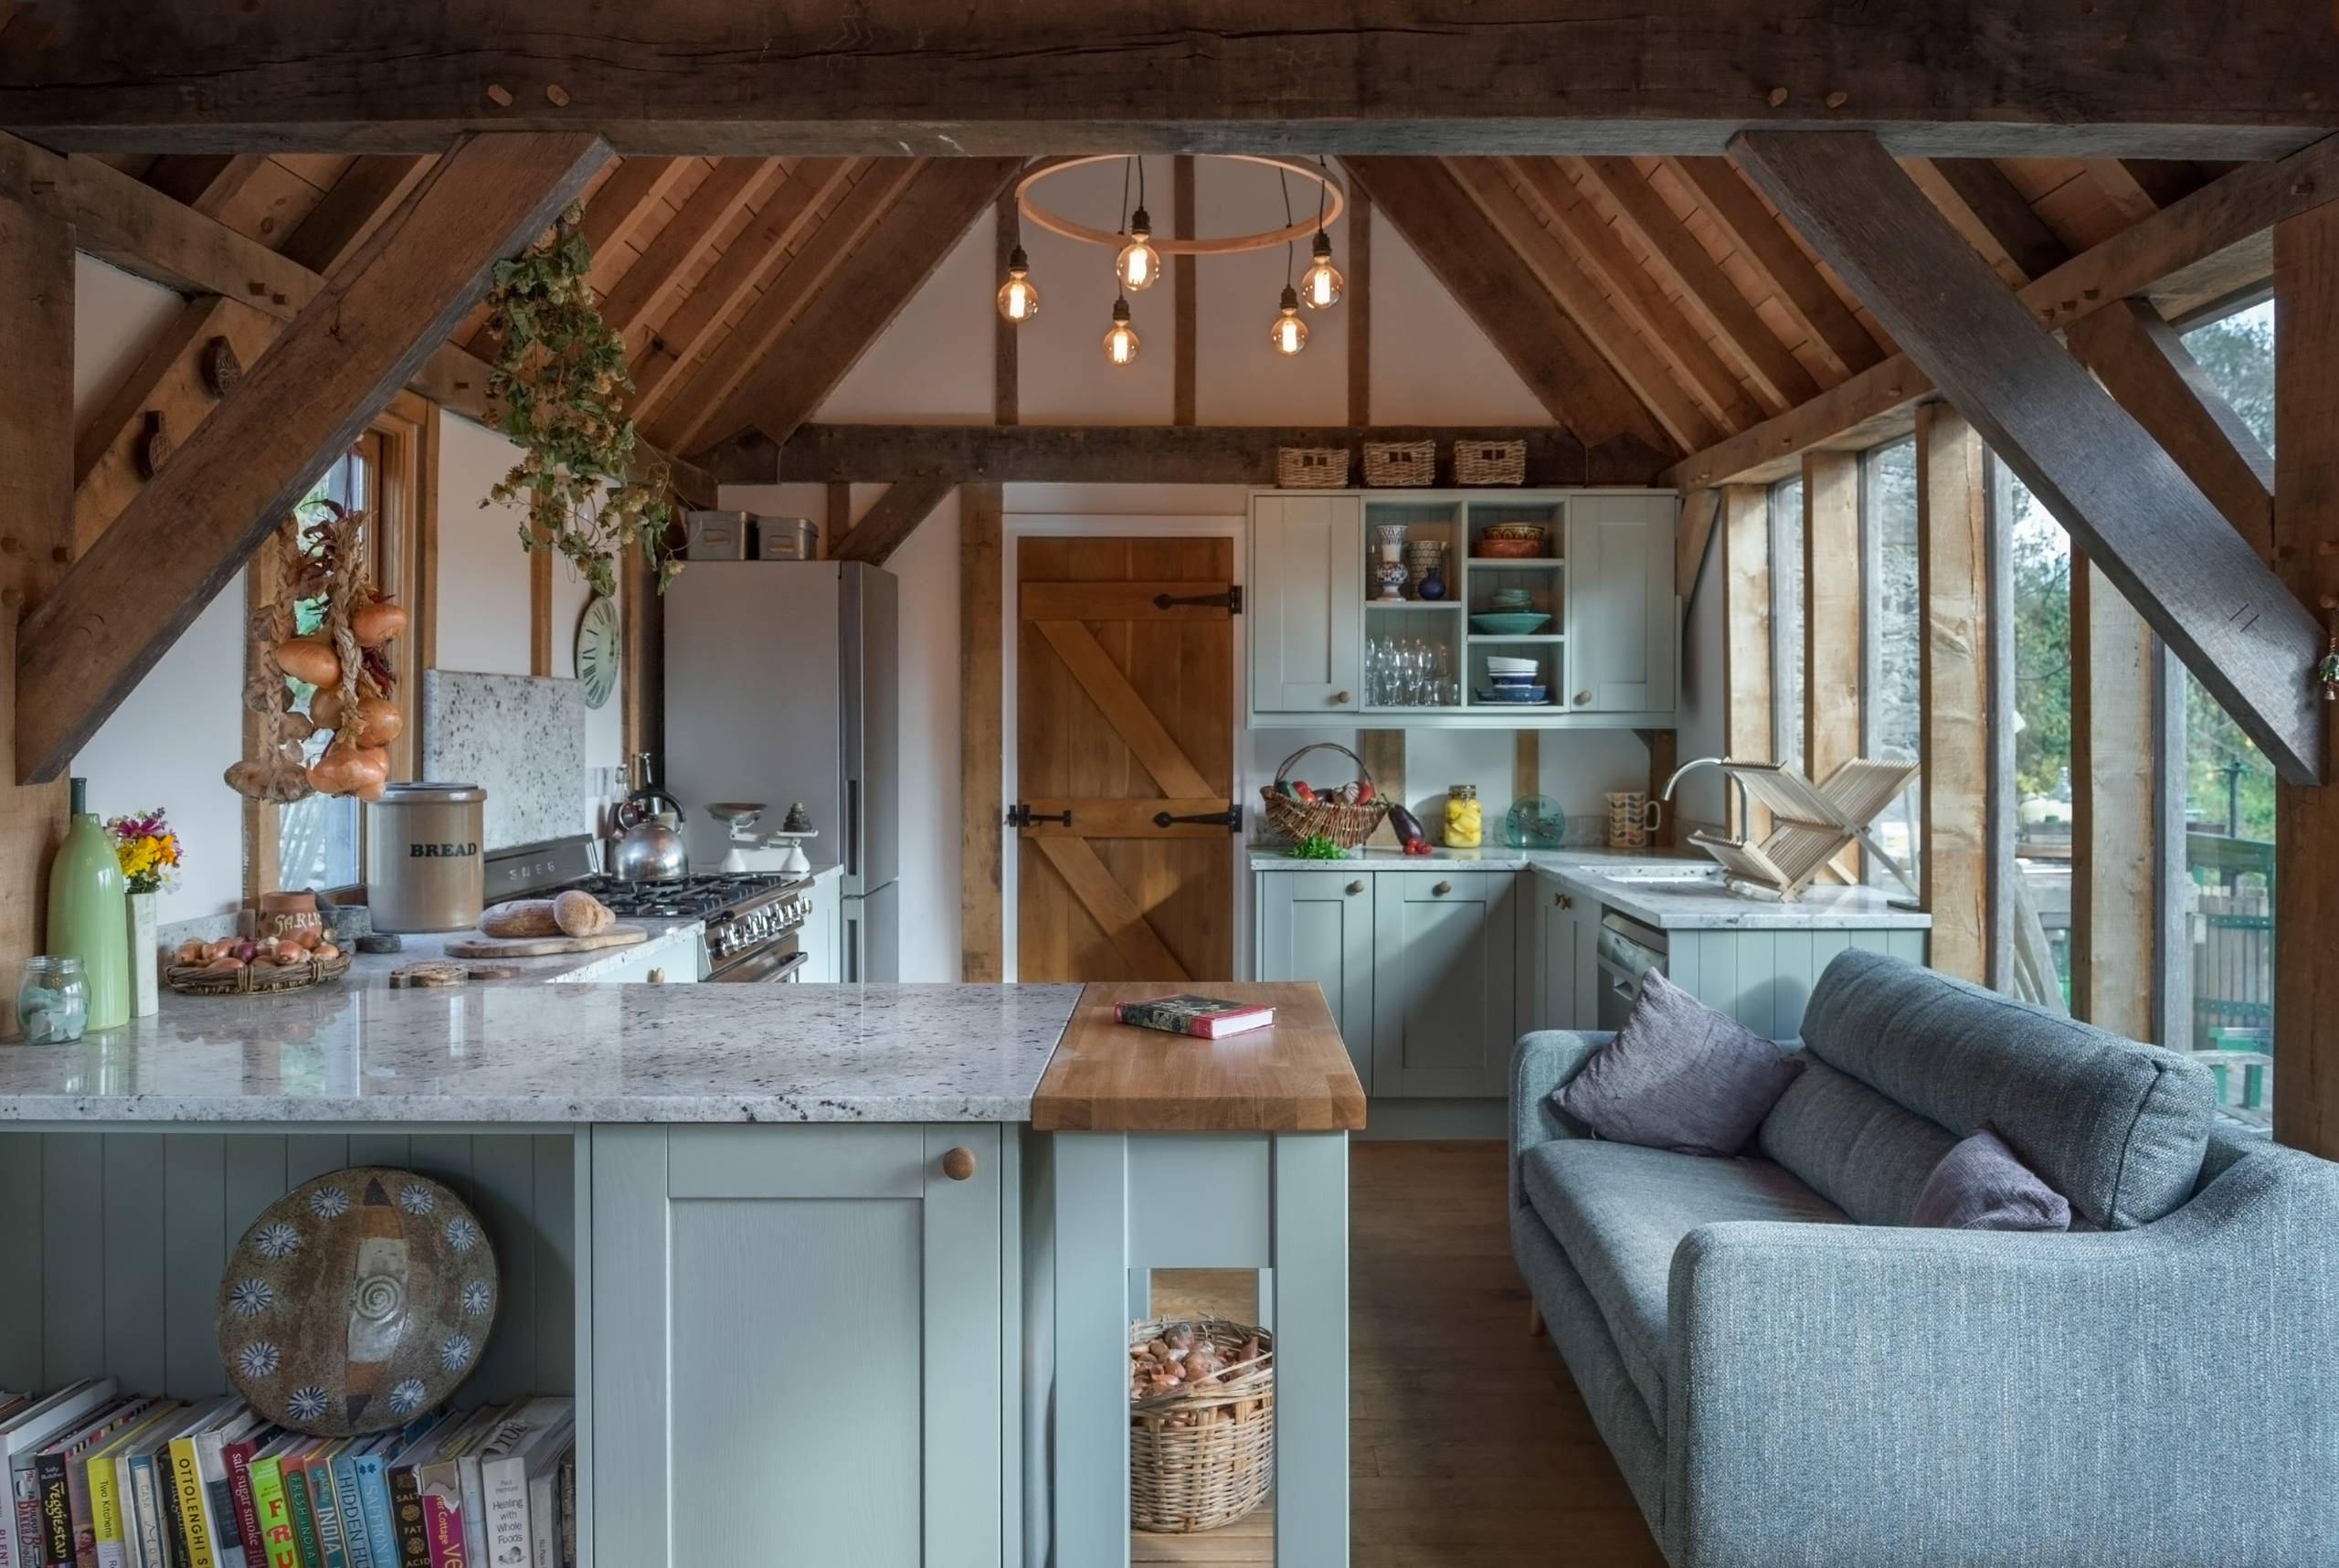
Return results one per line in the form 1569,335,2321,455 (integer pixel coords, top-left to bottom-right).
1129,1319,1274,1534
1259,742,1389,849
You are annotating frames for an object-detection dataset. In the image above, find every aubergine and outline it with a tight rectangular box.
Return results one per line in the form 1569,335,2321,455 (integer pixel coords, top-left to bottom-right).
1386,802,1428,850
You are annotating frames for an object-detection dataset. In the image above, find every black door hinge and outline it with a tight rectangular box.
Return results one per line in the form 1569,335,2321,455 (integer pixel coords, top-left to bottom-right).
1154,802,1244,833
1153,586,1242,615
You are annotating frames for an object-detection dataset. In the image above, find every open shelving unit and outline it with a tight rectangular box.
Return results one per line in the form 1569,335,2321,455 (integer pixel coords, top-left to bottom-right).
1363,497,1566,716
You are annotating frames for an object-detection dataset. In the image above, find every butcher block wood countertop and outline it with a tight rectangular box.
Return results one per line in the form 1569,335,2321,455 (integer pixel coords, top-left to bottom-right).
1030,981,1367,1132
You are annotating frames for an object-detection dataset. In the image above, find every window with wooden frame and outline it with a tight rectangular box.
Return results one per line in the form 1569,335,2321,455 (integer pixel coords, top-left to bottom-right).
1861,439,1922,888
1768,474,1805,772
243,392,437,899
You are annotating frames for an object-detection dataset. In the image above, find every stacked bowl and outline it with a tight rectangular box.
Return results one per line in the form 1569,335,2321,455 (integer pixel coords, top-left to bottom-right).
1477,654,1547,705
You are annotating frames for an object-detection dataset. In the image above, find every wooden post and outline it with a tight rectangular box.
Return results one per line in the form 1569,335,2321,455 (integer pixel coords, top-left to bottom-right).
1173,155,1196,429
1346,185,1371,429
1804,450,1861,879
993,185,1020,429
0,196,72,1032
959,482,1005,981
2273,201,2339,1156
1359,731,1404,849
528,545,554,677
1916,404,1991,982
1720,483,1772,841
2069,556,2159,1039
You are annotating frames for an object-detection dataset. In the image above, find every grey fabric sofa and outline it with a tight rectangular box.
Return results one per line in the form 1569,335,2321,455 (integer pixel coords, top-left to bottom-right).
1508,948,2339,1568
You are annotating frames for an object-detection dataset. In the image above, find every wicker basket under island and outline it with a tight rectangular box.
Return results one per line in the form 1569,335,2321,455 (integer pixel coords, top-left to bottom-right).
1129,1319,1275,1533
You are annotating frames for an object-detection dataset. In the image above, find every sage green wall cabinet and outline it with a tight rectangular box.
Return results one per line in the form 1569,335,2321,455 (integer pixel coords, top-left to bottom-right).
1245,488,1678,729
1250,493,1364,717
590,1123,1009,1568
1563,493,1678,715
1254,869,1377,1090
1369,869,1519,1097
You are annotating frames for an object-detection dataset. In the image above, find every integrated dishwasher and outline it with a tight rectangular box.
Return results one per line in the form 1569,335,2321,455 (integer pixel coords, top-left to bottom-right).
1594,909,1668,1029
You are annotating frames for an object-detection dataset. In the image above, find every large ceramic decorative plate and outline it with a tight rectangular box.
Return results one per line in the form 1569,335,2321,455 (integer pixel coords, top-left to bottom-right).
217,1168,498,1436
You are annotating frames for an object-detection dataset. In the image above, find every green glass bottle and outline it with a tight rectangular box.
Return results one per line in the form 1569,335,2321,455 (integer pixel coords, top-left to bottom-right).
47,777,130,1031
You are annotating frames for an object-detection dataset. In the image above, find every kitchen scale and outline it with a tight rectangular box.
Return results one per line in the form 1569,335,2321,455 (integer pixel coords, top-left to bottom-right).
708,801,818,874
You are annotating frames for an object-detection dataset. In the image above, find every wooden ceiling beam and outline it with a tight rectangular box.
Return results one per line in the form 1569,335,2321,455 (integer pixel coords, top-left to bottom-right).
597,158,786,341
2065,296,2274,559
1730,128,2323,786
1667,132,2339,490
277,154,431,274
15,131,610,786
1444,158,1720,451
1919,158,2071,284
142,153,269,218
1342,156,1672,456
581,156,693,266
711,421,1665,489
7,6,2338,158
628,157,856,418
831,476,956,566
679,157,1022,459
1503,157,1761,431
1576,155,1821,409
1665,155,1887,376
645,158,916,454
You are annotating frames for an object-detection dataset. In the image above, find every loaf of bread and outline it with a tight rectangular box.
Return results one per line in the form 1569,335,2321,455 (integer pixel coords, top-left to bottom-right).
553,889,615,938
478,899,562,938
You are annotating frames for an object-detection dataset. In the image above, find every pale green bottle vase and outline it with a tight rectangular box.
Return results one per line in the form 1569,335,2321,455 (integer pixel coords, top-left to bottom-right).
48,777,131,1033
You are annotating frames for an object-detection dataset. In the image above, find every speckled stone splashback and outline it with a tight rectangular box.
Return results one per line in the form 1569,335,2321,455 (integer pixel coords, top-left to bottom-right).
421,671,586,849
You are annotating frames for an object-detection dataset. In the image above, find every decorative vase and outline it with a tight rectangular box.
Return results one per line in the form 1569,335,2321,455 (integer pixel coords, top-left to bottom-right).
1374,561,1408,600
47,778,131,1032
126,892,158,1018
1418,567,1447,601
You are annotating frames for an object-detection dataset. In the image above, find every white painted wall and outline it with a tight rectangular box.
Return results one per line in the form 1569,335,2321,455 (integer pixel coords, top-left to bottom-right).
69,258,249,923
433,413,534,677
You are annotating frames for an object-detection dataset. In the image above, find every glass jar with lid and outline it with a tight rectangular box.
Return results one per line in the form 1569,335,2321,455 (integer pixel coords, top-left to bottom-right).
18,954,90,1044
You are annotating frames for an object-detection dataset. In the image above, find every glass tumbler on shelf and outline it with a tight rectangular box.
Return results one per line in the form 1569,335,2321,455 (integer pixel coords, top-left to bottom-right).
18,954,89,1044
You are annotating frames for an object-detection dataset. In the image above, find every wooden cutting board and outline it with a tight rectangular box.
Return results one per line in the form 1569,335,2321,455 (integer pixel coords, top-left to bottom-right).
441,925,652,959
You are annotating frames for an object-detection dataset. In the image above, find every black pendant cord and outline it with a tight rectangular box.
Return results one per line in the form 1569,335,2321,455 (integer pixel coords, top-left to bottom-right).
1119,154,1133,238
1280,169,1296,285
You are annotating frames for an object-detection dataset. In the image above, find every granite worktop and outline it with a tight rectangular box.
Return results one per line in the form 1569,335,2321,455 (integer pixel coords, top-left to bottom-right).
336,918,706,986
0,982,1083,1125
1247,844,1931,930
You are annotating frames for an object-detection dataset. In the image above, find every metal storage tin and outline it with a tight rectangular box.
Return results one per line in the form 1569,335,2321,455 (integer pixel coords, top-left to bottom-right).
365,783,487,932
683,509,756,560
752,516,820,559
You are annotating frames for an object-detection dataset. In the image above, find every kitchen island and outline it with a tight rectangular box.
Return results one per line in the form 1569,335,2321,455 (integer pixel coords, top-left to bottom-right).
0,979,1359,1568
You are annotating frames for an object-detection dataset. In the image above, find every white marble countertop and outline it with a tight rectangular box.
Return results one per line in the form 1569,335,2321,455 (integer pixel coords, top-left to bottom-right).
338,918,705,986
1247,844,1930,930
0,982,1083,1125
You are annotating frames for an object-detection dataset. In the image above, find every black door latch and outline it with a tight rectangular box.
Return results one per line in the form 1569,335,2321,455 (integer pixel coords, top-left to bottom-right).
1153,803,1244,832
1153,586,1243,614
1005,803,1074,829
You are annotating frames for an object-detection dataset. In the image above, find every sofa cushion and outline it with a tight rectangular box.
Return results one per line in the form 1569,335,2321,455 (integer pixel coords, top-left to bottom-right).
1554,970,1804,1156
1913,1126,2073,1230
1519,1139,1847,1426
1757,1056,1959,1226
1798,949,2217,1228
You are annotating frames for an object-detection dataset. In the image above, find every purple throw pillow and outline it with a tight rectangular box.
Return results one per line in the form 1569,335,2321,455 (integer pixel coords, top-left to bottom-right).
1553,969,1805,1157
1912,1126,2071,1231
1908,1137,2077,1235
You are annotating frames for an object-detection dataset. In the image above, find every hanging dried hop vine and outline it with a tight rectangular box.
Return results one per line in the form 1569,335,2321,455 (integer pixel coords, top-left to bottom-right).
482,203,680,599
226,503,407,803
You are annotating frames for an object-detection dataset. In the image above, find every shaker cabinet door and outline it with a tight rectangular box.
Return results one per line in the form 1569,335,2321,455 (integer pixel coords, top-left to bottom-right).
590,1123,1005,1568
1253,870,1374,1090
1369,870,1517,1097
1564,494,1678,716
1531,880,1587,1033
1250,493,1364,716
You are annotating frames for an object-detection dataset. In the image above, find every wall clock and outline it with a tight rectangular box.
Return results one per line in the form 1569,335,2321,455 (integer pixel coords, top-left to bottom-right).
576,594,620,709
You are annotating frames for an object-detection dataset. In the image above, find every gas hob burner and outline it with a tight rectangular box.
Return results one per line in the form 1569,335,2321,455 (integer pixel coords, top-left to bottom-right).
570,872,802,922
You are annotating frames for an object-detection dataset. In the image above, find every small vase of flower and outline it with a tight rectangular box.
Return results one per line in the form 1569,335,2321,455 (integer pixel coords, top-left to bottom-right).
106,810,181,1019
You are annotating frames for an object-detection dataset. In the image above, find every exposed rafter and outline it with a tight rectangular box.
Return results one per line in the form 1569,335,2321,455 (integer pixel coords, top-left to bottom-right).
598,158,785,342
1730,128,2323,784
1344,156,1674,458
278,153,431,274
1665,156,1886,376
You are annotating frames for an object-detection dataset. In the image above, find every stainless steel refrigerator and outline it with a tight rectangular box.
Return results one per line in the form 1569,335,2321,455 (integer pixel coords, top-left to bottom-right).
663,560,899,980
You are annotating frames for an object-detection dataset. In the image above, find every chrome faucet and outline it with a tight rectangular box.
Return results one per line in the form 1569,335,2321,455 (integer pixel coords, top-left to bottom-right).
1659,757,1752,839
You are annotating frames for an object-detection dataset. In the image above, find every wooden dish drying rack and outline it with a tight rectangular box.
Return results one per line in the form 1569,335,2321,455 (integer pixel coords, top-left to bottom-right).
1688,758,1921,901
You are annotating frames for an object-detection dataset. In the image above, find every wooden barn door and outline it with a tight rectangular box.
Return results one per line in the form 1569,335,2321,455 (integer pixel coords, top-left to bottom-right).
1015,536,1237,981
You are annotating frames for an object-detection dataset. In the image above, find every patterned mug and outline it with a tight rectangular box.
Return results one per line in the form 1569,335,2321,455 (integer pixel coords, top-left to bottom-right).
1606,791,1662,849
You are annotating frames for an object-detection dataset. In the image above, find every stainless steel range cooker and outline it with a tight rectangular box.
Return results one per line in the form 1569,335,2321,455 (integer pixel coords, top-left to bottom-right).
480,837,812,982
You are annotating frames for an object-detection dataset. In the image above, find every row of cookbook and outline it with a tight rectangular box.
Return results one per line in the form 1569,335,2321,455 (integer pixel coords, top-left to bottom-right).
0,1382,575,1568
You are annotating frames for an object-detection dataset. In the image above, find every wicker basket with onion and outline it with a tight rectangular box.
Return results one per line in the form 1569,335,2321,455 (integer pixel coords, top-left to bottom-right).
1129,1319,1274,1534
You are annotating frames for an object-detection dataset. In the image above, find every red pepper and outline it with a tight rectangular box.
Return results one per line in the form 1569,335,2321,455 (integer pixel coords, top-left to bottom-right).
1354,779,1375,801
1291,780,1317,802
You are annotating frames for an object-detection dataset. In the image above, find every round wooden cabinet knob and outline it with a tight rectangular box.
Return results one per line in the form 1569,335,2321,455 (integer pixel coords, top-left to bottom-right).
1573,690,1593,705
941,1147,979,1181
1432,880,1453,896
1331,690,1351,705
1346,879,1366,895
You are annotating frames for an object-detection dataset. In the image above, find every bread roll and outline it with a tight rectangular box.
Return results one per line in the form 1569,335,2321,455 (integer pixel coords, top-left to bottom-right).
478,899,562,938
553,889,615,938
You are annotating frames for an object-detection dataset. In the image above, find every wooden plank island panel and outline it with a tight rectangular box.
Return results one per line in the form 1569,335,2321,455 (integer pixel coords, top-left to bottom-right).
1032,982,1366,1132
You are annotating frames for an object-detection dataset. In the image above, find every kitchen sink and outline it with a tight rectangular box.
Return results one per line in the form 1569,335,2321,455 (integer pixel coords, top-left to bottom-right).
1598,864,1724,883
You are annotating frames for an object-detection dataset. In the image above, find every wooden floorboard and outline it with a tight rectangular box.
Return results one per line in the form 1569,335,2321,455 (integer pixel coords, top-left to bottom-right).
1133,1140,1663,1566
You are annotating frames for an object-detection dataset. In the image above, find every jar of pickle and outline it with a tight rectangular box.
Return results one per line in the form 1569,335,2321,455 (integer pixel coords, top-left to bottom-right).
1443,783,1482,849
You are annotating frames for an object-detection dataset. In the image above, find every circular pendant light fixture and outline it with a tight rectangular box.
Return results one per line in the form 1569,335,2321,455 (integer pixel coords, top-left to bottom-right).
1014,154,1346,259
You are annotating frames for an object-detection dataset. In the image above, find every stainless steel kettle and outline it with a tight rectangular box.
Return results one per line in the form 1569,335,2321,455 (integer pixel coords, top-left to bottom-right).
611,752,689,882
612,812,689,882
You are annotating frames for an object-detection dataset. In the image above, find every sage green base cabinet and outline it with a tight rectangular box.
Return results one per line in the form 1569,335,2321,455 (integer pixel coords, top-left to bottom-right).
1253,868,1527,1097
1663,925,1929,1041
589,1124,1011,1567
1529,880,1595,1033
